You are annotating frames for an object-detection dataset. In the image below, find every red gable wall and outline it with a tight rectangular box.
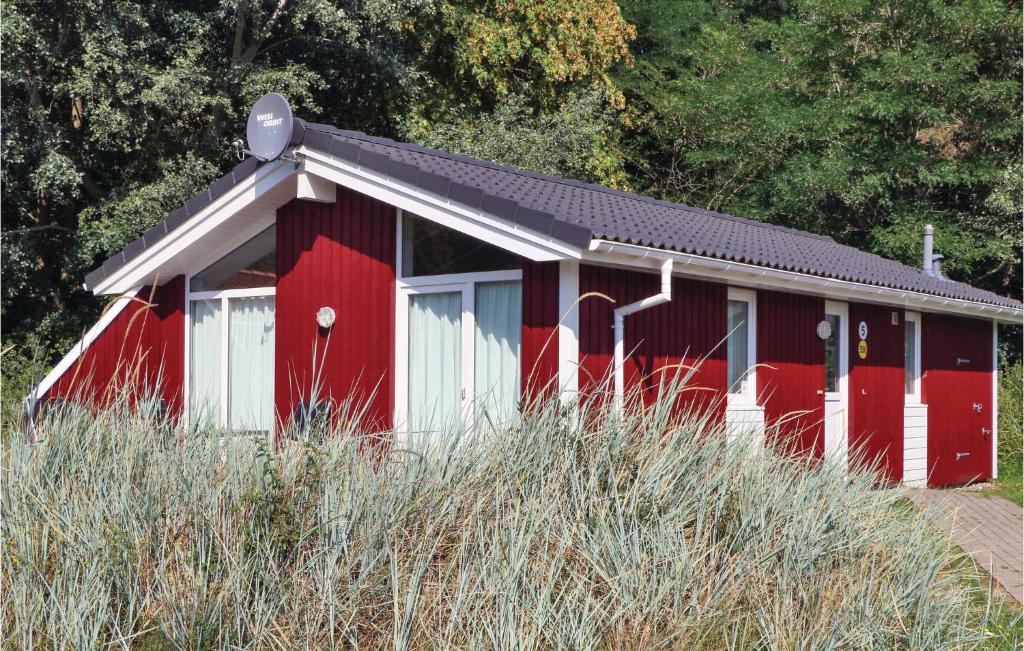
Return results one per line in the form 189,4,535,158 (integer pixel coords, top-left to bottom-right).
275,191,397,432
848,303,904,483
922,314,994,486
756,290,825,457
43,276,186,415
578,264,727,422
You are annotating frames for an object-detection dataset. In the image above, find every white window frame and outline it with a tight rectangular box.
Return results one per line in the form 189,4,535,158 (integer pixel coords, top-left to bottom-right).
726,287,758,406
904,311,923,404
184,280,276,429
393,210,523,431
824,300,849,404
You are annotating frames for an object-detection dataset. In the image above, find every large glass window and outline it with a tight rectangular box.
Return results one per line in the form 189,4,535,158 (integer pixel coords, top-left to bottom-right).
402,214,519,277
190,225,276,292
408,291,463,432
400,212,522,432
189,226,276,433
404,280,522,432
726,289,756,400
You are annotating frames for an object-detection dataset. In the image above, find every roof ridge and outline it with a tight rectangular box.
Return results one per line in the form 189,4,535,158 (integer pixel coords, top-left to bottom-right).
307,124,834,243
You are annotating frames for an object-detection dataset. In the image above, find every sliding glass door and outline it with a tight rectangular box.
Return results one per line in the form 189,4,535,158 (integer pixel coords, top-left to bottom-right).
401,278,522,433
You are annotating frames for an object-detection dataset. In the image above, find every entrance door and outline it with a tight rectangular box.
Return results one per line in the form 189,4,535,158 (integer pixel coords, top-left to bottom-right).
823,301,849,464
923,315,994,485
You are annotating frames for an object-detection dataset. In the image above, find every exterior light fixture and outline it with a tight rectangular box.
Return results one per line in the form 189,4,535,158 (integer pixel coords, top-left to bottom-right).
316,306,336,329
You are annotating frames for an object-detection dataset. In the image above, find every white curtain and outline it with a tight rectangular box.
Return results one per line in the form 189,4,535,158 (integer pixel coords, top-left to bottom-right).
228,297,275,432
408,292,462,432
190,299,222,428
474,281,521,427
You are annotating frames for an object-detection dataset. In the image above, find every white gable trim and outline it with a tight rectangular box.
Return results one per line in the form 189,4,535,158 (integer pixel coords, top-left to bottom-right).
586,240,1023,324
297,147,580,262
91,160,297,295
26,288,143,413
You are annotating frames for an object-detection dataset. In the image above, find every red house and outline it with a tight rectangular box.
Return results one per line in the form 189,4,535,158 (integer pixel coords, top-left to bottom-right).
29,95,1022,487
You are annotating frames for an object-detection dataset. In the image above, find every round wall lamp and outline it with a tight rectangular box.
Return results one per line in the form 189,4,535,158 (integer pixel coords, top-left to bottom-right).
316,306,336,329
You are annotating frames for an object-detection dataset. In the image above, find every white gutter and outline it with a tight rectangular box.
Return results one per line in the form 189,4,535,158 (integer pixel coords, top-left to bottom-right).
613,257,673,415
587,241,1023,324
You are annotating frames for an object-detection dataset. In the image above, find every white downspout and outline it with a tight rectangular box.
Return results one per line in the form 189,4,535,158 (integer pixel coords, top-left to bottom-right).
613,258,674,415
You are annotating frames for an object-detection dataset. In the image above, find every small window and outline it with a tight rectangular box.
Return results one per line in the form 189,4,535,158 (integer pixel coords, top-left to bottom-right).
904,312,921,400
824,314,841,393
727,289,756,400
401,214,519,277
190,225,276,292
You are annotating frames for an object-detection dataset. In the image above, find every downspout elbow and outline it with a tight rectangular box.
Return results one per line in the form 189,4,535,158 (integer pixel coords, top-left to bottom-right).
613,258,674,415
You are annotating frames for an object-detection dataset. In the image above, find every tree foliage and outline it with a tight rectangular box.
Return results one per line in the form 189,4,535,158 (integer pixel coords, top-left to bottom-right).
1,0,1020,398
616,0,1021,299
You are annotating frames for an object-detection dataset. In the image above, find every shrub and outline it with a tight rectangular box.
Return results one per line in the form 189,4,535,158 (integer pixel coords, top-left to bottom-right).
997,360,1023,479
2,389,1019,648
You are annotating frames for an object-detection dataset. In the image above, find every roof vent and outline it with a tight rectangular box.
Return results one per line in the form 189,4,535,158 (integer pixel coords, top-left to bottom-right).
922,224,935,276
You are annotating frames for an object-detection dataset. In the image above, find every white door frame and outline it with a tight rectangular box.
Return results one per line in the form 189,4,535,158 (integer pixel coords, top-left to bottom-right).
394,270,523,432
824,300,849,464
394,211,524,431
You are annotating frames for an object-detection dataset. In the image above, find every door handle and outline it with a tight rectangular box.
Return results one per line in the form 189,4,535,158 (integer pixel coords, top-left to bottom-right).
972,403,983,413
955,452,971,461
981,428,991,437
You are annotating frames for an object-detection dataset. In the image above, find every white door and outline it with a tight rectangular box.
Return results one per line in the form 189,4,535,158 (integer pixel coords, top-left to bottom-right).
823,301,848,464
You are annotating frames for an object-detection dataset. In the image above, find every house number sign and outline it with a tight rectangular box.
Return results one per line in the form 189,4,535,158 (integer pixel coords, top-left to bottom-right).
858,321,869,340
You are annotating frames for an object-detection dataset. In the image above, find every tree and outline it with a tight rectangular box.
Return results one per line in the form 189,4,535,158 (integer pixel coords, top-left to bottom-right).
1,0,634,405
616,0,1021,301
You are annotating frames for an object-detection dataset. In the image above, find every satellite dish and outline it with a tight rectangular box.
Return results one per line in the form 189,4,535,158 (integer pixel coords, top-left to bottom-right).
246,93,294,161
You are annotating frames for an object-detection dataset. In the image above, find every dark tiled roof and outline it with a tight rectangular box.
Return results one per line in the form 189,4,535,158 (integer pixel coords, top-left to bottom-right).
84,119,1022,312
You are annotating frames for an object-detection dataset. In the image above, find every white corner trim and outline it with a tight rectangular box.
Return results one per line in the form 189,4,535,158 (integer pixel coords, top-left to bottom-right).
557,260,580,403
27,288,143,408
992,321,999,479
296,170,336,203
297,147,580,262
587,240,1023,323
91,160,296,295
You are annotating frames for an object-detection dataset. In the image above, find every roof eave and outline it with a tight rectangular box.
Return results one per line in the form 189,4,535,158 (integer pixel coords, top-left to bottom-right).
586,240,1024,324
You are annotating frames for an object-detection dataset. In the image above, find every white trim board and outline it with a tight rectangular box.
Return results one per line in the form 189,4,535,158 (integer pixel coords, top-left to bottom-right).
91,160,297,295
297,148,580,263
27,288,143,410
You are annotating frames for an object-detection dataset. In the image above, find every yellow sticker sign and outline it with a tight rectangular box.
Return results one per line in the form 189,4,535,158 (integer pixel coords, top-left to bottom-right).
858,340,868,359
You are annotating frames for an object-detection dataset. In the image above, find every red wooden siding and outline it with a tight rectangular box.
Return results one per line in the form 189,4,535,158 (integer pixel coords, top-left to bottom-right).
521,261,560,400
756,290,825,457
847,303,904,483
922,314,994,486
44,275,186,416
578,264,727,421
275,190,396,431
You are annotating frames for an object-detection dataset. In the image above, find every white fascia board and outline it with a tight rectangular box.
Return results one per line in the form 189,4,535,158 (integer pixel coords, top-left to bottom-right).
91,160,297,295
586,240,1023,324
297,147,580,262
27,288,142,408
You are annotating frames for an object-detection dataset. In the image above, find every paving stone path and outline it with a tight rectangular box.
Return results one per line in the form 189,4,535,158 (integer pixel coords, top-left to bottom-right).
907,489,1022,603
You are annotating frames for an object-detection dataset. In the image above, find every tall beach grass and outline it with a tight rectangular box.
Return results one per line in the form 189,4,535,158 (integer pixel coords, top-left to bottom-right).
2,383,1020,649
